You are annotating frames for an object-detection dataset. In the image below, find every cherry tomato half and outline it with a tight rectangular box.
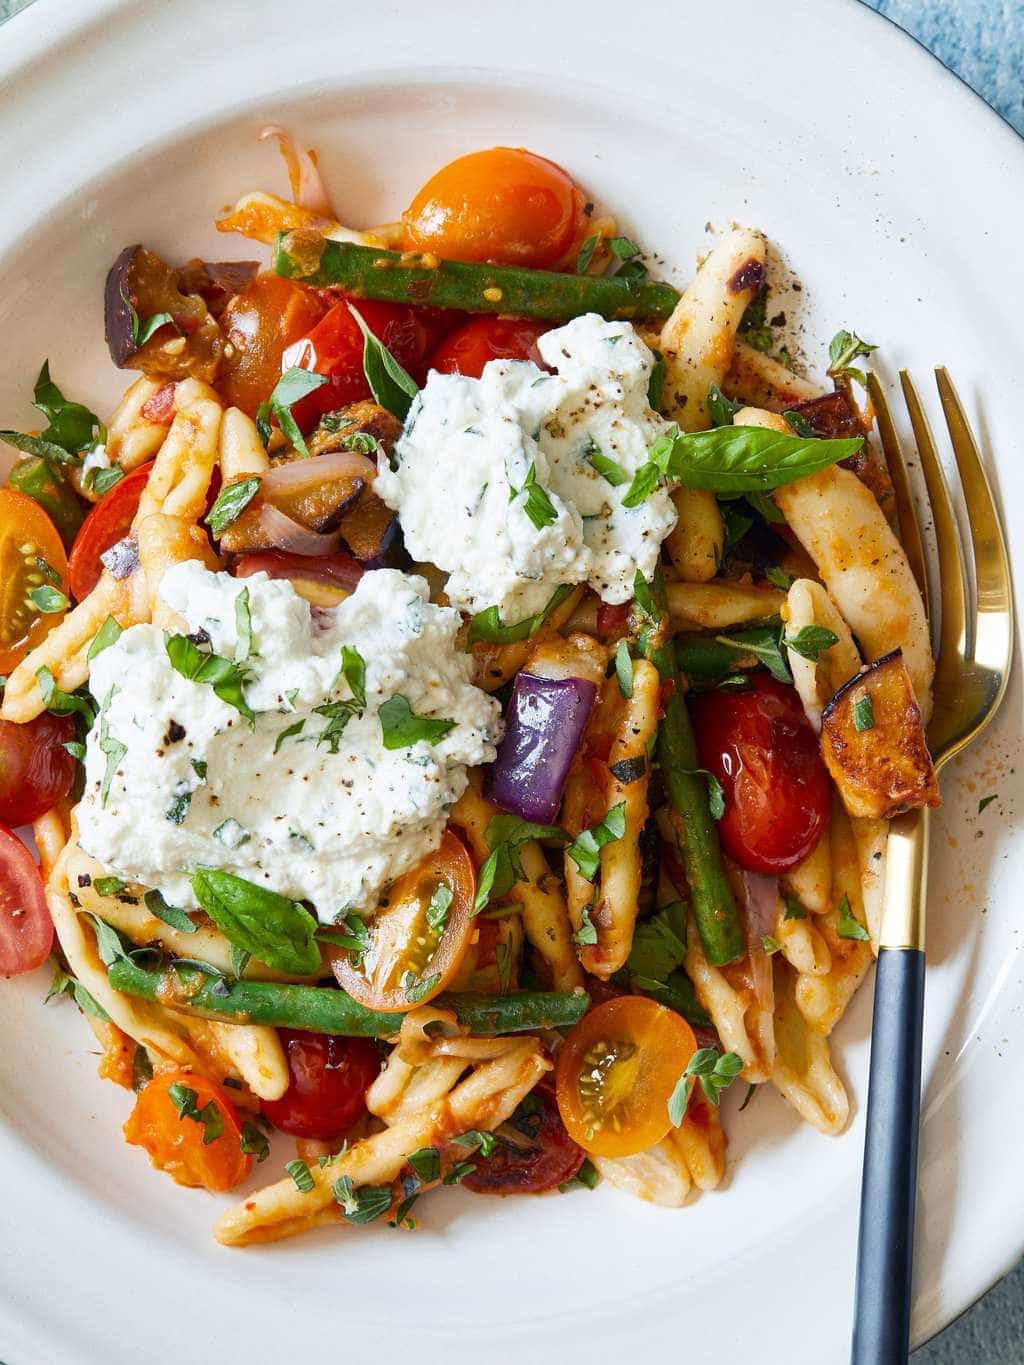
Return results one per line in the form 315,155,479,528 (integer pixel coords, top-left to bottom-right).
0,489,69,677
282,298,433,432
67,460,153,601
123,1069,252,1192
555,996,696,1158
464,1081,585,1195
0,825,53,977
428,316,549,379
0,712,76,826
691,673,830,874
402,147,586,268
261,1030,380,1140
219,274,326,416
329,831,475,1012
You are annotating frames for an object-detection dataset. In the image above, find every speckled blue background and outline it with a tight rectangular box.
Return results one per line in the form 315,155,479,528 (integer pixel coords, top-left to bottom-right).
0,0,1021,1359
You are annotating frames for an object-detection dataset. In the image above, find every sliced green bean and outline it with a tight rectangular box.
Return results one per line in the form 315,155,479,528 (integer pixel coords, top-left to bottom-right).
639,580,745,967
274,235,680,323
107,958,588,1036
8,454,85,549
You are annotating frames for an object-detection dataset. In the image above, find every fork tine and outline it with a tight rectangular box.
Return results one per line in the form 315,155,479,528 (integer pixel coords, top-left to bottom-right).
899,371,969,682
934,368,1015,680
867,372,930,618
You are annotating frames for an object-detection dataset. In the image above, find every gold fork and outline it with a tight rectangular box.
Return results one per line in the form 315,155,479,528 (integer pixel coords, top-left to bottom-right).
850,371,1014,1364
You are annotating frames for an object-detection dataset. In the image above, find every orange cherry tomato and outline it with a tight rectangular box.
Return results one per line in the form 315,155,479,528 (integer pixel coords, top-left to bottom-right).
428,316,549,378
329,831,475,1012
123,1069,252,1192
402,147,586,268
218,274,326,416
555,995,696,1158
0,489,69,677
67,460,153,601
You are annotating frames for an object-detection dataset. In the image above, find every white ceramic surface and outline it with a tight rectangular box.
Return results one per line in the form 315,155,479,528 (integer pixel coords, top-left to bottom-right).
0,2,1021,1362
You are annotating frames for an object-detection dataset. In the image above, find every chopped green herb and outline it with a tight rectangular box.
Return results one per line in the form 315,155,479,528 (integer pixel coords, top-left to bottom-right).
626,900,686,983
783,893,807,921
467,583,574,645
97,687,127,808
761,934,782,955
407,1147,441,1184
94,875,126,897
426,883,453,935
452,1130,498,1157
274,719,306,754
190,758,208,781
403,970,441,1004
332,1174,393,1224
614,640,633,699
765,566,792,590
165,790,192,825
132,1045,153,1091
978,794,999,814
576,234,600,274
681,768,725,821
836,892,870,941
648,350,665,411
87,614,122,661
583,435,628,487
286,1159,315,1193
785,625,839,662
240,1121,270,1163
706,384,742,428
212,817,251,848
443,1160,477,1186
559,1157,601,1192
348,303,420,423
164,632,255,726
738,285,772,353
567,802,627,882
144,889,197,935
256,367,329,457
472,813,568,916
234,586,254,663
572,902,598,946
205,477,261,537
609,236,641,260
337,645,367,708
36,666,96,726
852,692,875,732
509,461,558,531
669,1048,744,1123
827,329,878,388
378,694,455,749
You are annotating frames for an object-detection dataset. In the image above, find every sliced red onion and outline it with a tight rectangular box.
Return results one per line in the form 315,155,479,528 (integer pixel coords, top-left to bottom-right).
233,550,364,590
256,503,341,557
741,870,779,1014
486,673,597,825
262,450,374,497
100,535,139,579
259,126,335,216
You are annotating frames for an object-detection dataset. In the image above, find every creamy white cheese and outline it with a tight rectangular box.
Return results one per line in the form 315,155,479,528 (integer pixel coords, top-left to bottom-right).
375,313,678,620
76,563,501,922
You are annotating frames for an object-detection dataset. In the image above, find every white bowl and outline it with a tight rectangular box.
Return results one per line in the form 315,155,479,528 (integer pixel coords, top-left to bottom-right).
0,2,1021,1361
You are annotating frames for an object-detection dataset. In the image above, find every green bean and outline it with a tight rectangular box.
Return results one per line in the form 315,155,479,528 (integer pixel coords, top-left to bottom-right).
675,621,782,682
639,580,745,967
106,958,589,1036
274,235,680,324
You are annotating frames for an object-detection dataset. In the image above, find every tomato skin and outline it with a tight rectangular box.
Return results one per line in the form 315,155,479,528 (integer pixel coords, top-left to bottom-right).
691,674,830,874
219,274,326,416
0,489,70,676
124,1069,252,1192
0,825,53,977
428,316,549,378
261,1031,380,1140
464,1081,585,1195
329,831,476,1013
282,297,432,431
0,712,76,826
555,995,696,1159
402,147,585,268
67,461,153,601
595,601,630,640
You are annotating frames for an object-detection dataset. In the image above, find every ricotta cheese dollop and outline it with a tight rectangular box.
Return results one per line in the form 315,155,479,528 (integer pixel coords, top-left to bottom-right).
76,563,501,922
374,313,678,621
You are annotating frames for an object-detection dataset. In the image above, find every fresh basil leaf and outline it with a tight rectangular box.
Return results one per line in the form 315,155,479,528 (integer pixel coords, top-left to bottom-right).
738,285,772,353
240,1121,270,1162
785,624,839,662
205,477,261,537
667,1070,694,1126
168,1082,199,1120
655,425,863,493
337,645,367,709
670,1048,743,1121
136,311,177,347
720,500,754,547
706,384,742,428
190,758,208,781
560,1157,601,1192
132,1045,153,1091
47,961,113,1021
29,584,69,614
761,934,782,955
576,234,600,274
452,1129,498,1157
608,755,646,785
89,464,126,497
234,586,254,663
426,883,453,935
783,893,807,921
614,639,633,699
472,850,499,916
407,1146,441,1184
852,692,875,732
403,970,441,1004
978,794,999,814
0,429,78,466
347,303,419,423
36,667,96,725
332,1174,392,1224
378,694,455,749
94,875,126,897
632,569,660,623
287,1159,315,1193
473,813,569,914
609,236,641,260
144,888,197,935
467,583,574,645
87,615,122,661
191,867,321,976
165,632,255,726
626,900,687,983
583,436,627,487
714,624,792,684
836,892,870,941
647,349,665,411
827,329,877,387
165,790,191,825
30,361,103,458
781,409,819,440
97,687,126,809
510,461,558,531
443,1160,478,1186
261,367,329,456
567,802,626,882
231,945,251,980
629,969,711,1027
312,699,360,752
765,566,792,590
274,719,305,754
681,768,725,820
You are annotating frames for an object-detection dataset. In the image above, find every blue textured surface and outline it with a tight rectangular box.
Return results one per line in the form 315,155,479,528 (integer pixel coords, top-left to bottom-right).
0,0,1021,1360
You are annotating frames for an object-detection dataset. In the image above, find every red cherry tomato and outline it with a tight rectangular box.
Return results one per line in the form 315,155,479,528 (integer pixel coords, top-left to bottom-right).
464,1081,585,1195
0,825,53,977
282,298,432,431
67,461,154,601
261,1030,381,1140
402,147,586,268
691,673,830,874
595,601,630,640
0,712,76,826
428,316,549,378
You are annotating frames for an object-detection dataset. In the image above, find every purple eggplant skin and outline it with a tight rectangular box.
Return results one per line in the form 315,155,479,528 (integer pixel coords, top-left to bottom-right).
181,259,259,316
486,673,598,825
105,244,143,367
351,514,409,570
